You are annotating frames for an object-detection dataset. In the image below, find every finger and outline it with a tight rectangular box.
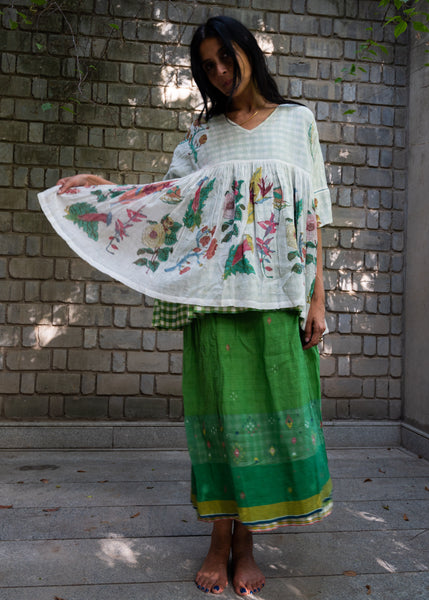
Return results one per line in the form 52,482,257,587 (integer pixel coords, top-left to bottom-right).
57,178,76,195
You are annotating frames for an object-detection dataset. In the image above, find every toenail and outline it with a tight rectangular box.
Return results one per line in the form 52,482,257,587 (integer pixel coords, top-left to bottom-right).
197,584,201,589
240,588,247,594
213,586,220,591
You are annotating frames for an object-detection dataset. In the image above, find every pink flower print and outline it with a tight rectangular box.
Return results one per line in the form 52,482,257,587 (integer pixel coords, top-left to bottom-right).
240,492,246,499
199,234,211,247
258,177,273,198
258,212,278,236
306,213,318,243
206,237,218,259
231,236,253,267
292,437,297,445
256,237,274,258
223,191,236,220
234,448,240,458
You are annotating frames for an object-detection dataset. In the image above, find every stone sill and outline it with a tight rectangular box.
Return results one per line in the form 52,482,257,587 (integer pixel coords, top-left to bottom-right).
0,419,409,452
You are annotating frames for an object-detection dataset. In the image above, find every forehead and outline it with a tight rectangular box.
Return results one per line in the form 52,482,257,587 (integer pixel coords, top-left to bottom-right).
199,37,224,61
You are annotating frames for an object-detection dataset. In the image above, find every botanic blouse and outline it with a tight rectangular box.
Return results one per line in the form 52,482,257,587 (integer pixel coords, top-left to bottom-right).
38,104,332,329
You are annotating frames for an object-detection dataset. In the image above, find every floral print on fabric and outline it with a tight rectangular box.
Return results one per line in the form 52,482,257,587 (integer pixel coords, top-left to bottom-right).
135,215,182,272
39,105,332,326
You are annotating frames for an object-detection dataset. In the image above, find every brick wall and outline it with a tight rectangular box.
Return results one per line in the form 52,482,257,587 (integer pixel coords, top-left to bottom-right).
0,0,407,421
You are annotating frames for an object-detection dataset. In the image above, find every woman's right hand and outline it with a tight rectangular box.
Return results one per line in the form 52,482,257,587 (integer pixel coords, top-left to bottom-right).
56,174,113,195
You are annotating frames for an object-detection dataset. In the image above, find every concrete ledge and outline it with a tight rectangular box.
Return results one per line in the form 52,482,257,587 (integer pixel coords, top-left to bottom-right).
0,420,402,450
401,422,429,460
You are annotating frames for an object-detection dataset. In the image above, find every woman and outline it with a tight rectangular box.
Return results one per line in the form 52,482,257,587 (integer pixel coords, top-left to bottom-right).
40,16,333,597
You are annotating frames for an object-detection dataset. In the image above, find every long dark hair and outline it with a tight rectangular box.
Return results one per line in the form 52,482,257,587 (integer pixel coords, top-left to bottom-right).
190,16,300,121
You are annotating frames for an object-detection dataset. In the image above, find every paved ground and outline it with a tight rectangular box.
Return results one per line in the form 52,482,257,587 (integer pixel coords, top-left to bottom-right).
0,446,428,599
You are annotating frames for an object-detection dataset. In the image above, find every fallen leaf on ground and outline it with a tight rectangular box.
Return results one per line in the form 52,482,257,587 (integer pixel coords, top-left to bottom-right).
40,479,49,483
382,504,390,510
130,512,140,519
97,480,109,483
343,571,357,577
16,481,24,484
181,519,188,523
403,513,409,521
43,507,60,512
146,486,154,489
77,470,86,473
363,478,372,483
366,584,372,594
425,486,429,492
378,468,386,473
54,596,67,600
0,505,13,509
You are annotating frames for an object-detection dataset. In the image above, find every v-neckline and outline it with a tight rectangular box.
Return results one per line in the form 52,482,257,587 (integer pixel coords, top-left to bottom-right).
225,105,280,133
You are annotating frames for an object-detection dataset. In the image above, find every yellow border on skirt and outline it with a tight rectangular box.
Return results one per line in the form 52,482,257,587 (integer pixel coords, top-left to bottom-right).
192,478,333,526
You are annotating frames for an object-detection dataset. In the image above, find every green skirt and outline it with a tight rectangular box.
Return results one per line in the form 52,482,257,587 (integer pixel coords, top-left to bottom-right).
183,309,333,532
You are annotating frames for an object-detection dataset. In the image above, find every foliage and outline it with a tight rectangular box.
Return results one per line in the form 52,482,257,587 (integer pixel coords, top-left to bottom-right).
336,0,429,84
0,0,122,112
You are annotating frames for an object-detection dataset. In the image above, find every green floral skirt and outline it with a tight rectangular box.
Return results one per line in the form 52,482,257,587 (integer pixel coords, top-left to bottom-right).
183,309,333,532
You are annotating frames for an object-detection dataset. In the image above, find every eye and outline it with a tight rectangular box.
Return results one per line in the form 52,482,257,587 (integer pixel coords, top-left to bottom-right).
203,61,215,74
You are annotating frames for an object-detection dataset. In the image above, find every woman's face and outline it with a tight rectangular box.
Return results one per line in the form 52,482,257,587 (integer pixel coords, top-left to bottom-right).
199,36,253,98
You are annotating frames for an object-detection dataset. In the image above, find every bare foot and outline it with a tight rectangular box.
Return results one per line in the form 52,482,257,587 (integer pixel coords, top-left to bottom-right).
232,521,265,596
195,520,232,594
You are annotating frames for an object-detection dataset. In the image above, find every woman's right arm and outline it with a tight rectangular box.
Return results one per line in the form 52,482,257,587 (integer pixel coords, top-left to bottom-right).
56,174,114,195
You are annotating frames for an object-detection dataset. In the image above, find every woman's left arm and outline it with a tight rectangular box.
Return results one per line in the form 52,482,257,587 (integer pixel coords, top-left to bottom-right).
303,227,326,349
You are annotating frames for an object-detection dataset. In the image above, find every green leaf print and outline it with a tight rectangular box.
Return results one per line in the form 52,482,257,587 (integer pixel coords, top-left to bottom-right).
306,254,316,265
137,247,156,255
134,257,159,271
164,231,178,246
294,198,303,223
287,250,300,261
157,247,172,262
64,202,100,241
91,190,110,203
291,263,304,274
222,230,234,243
183,177,216,231
223,242,255,280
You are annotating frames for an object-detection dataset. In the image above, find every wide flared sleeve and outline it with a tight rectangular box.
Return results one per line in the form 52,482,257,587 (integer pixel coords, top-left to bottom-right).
163,137,196,180
308,116,332,228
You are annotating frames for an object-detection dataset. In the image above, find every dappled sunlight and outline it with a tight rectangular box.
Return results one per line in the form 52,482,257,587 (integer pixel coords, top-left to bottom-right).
327,165,340,185
354,272,374,291
255,33,274,54
37,325,58,346
344,506,386,524
96,533,140,568
164,84,200,107
376,558,397,573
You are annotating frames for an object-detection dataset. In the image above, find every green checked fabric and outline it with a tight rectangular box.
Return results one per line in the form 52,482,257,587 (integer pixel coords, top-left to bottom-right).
182,309,333,532
152,300,248,329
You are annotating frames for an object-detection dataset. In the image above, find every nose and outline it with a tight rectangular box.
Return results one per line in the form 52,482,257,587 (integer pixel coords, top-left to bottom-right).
216,61,227,76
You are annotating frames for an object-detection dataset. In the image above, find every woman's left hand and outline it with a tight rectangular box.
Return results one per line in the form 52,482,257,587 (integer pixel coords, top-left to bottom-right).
302,296,326,350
